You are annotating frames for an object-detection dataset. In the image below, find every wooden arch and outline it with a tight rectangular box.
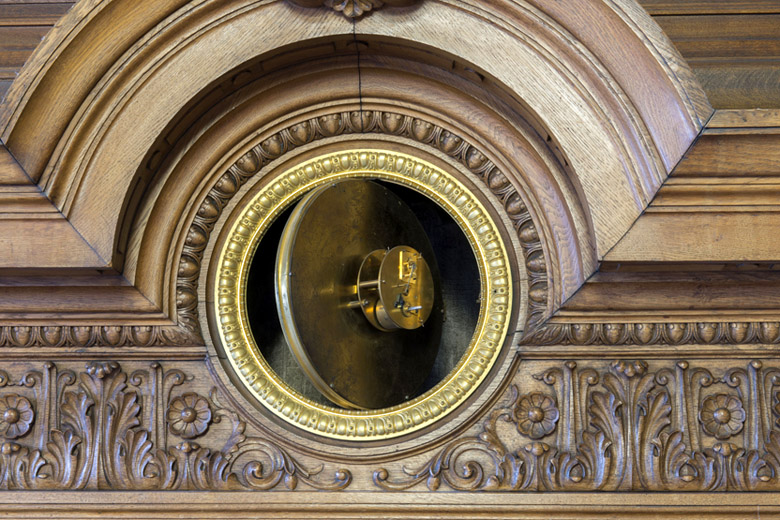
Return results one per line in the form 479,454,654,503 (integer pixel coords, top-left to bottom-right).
0,0,710,334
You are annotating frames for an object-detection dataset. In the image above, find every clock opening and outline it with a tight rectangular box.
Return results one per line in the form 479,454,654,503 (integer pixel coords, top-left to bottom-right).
245,179,480,410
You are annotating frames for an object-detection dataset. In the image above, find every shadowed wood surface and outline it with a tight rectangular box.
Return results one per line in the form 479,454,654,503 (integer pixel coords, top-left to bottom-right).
640,0,780,14
649,6,780,108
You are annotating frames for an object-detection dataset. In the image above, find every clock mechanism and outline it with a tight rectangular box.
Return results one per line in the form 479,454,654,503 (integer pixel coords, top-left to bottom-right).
214,150,512,440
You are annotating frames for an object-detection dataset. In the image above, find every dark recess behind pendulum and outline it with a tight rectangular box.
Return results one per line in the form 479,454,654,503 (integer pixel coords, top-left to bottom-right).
245,181,481,409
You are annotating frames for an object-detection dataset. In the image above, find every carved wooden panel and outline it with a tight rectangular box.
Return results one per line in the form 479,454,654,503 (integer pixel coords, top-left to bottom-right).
0,360,352,491
377,358,780,492
0,0,777,517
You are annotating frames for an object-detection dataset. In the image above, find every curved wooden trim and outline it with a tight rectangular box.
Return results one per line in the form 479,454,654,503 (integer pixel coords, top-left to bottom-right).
0,0,711,278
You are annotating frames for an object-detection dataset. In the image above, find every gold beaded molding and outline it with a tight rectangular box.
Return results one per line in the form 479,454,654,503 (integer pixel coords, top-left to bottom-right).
213,149,512,440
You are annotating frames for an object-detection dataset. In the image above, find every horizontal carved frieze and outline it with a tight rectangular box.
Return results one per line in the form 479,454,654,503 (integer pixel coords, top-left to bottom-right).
523,322,780,346
4,358,780,492
375,359,780,492
0,325,200,348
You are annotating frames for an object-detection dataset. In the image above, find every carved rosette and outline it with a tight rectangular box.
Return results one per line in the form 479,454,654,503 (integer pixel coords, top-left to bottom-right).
325,0,383,17
0,395,33,439
512,393,559,439
699,394,745,440
168,393,212,439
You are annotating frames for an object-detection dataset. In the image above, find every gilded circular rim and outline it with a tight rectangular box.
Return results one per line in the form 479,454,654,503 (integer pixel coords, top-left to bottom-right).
214,149,512,440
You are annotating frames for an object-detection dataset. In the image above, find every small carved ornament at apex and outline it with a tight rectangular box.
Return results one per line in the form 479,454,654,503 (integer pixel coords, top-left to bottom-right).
287,0,420,18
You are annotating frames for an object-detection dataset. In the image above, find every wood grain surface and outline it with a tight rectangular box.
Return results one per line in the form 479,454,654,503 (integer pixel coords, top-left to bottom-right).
0,0,777,517
5,1,778,109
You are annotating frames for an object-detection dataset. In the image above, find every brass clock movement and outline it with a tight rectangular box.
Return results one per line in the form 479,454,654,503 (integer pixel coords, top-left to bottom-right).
213,149,513,441
275,180,443,410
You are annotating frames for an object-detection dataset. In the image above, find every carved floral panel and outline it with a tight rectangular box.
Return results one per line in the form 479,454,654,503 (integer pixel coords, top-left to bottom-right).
0,361,349,491
3,358,780,492
376,359,780,492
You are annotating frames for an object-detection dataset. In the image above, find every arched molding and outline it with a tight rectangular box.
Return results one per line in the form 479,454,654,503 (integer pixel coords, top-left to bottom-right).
0,0,711,326
133,59,566,330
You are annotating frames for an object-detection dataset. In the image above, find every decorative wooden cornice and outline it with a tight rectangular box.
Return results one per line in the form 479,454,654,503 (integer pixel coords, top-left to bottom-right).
287,0,420,18
522,322,780,347
0,325,199,348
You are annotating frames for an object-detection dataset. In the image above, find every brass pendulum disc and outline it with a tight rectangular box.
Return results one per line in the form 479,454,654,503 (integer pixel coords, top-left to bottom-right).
275,180,443,410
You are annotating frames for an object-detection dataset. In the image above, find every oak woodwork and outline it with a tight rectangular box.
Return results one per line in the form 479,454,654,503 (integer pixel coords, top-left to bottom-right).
0,492,779,519
656,15,780,58
2,357,780,498
0,3,72,26
0,26,48,75
652,13,780,109
6,1,776,111
0,145,29,184
558,271,780,316
606,116,780,264
0,0,776,517
708,108,780,127
0,0,709,325
639,0,780,15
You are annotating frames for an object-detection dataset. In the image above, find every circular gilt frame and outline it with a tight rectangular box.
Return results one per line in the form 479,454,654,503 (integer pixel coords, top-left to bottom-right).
213,149,512,441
